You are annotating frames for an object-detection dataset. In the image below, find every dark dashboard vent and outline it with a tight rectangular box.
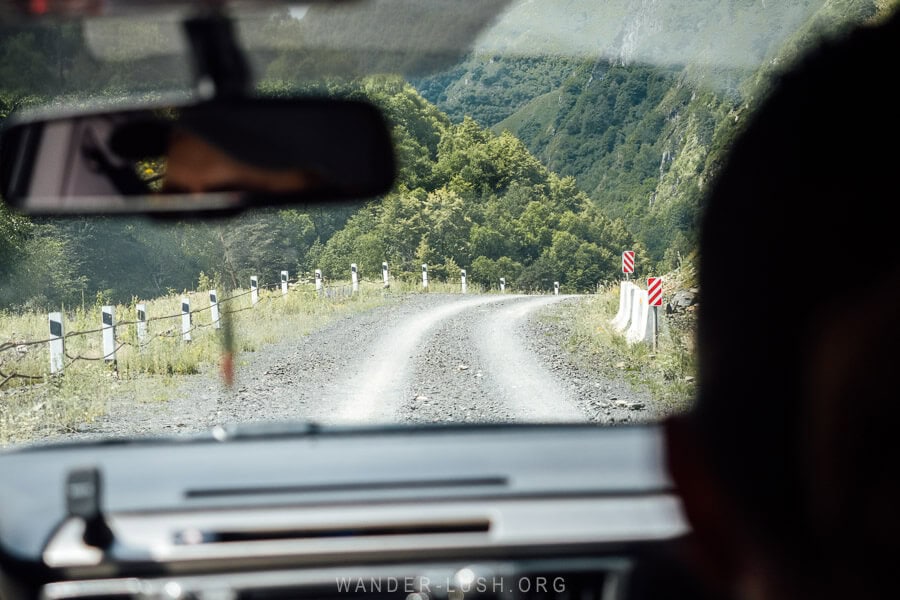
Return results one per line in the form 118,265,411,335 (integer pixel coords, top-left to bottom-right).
175,519,490,545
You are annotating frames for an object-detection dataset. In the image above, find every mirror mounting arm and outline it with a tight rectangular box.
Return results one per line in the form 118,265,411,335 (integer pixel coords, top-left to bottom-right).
183,12,252,99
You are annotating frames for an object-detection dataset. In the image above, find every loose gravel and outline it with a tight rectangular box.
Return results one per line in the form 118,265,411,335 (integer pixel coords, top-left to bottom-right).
35,293,659,444
521,297,656,424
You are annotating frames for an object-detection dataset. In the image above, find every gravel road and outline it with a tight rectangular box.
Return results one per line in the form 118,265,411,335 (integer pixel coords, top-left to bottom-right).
54,293,656,441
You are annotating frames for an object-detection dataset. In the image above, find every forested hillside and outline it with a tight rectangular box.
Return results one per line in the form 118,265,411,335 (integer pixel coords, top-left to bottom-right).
417,0,892,267
1,0,896,310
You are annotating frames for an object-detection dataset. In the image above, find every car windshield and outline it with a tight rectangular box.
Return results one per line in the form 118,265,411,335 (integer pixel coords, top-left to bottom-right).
0,0,888,447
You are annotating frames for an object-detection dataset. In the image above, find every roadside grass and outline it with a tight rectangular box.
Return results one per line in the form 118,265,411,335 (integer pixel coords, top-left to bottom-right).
564,283,697,414
0,281,391,445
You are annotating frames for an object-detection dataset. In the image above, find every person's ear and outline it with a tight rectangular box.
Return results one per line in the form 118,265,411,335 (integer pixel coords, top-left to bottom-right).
664,415,747,596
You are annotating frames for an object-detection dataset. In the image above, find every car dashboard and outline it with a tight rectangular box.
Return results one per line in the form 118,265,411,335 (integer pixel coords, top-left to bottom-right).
0,425,690,600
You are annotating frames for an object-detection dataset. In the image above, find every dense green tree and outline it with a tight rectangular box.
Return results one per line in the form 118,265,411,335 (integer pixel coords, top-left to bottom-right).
471,256,523,289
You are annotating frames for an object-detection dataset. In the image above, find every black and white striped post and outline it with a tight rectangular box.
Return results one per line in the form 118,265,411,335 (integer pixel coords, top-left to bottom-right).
554,281,560,296
422,264,428,290
315,269,323,297
101,305,116,364
209,291,220,329
181,297,191,342
500,277,506,293
460,269,467,294
281,271,289,297
382,261,389,288
251,276,259,306
351,263,359,293
136,304,147,344
48,312,64,374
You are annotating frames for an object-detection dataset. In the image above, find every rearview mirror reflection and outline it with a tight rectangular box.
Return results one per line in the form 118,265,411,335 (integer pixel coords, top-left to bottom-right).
0,98,396,215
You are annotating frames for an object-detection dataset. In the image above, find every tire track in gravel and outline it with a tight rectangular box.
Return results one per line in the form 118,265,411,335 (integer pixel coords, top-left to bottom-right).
476,296,587,421
215,293,474,426
519,297,657,424
399,295,655,425
321,294,510,423
400,295,588,423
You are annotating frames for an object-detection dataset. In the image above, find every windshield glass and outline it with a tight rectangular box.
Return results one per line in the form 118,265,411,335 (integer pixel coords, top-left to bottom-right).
0,0,889,446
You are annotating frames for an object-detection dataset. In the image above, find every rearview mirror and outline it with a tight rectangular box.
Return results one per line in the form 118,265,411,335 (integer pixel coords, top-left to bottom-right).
0,98,396,215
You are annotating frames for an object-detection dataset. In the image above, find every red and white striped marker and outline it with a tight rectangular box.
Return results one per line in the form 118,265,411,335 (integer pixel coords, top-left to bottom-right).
622,250,635,274
648,277,663,307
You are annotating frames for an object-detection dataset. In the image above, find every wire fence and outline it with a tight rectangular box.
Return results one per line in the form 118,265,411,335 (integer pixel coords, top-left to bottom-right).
0,260,528,390
0,272,393,389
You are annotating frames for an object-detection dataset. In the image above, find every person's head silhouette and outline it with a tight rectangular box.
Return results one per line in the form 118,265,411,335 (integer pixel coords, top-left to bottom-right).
666,11,900,600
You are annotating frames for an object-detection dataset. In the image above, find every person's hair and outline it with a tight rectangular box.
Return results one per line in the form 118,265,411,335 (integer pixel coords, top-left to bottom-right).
694,9,900,593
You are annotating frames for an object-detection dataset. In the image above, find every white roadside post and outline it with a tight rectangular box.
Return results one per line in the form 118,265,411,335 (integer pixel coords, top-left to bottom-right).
209,291,220,329
48,312,64,375
281,271,289,297
351,264,359,294
460,269,467,294
136,304,147,344
315,269,323,297
251,276,259,306
101,305,116,365
382,261,390,288
554,281,560,296
181,297,191,342
422,264,428,290
500,277,506,293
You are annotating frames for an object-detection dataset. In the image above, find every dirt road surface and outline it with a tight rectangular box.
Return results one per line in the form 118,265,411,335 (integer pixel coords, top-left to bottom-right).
45,294,655,441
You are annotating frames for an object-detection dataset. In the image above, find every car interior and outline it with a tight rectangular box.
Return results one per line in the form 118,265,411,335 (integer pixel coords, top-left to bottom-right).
1,1,895,600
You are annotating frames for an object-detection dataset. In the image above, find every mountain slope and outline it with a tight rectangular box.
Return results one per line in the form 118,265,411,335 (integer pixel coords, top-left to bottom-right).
417,0,888,268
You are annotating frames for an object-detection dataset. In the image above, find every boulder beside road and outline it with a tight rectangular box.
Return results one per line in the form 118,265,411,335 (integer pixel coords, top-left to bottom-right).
666,288,698,314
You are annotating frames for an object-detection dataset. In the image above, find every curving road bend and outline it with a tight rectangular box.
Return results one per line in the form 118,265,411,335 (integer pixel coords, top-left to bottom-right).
325,295,512,423
475,297,586,422
45,294,657,442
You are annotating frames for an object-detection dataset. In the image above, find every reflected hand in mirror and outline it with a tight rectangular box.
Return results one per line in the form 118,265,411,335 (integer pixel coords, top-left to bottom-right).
161,129,317,195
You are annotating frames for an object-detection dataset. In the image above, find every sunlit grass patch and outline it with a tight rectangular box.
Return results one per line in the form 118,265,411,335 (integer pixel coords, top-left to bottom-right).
564,283,697,413
384,279,486,295
0,368,111,444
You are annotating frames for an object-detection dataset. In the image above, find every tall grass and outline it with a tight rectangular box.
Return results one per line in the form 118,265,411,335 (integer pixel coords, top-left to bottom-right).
381,278,488,295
